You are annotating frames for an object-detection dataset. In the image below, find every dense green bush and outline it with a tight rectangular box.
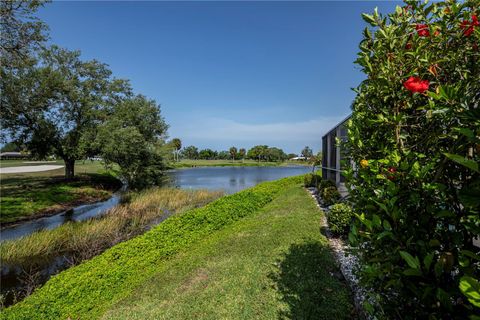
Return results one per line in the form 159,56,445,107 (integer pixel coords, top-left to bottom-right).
317,178,336,191
347,0,480,318
322,186,341,206
304,173,321,187
327,203,354,237
1,176,302,319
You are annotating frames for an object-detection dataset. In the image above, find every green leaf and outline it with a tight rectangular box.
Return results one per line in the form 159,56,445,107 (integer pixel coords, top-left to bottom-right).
454,128,475,139
395,5,402,16
400,251,421,269
459,276,480,307
430,239,442,248
372,214,381,228
373,200,388,213
460,250,480,262
361,13,376,25
377,231,394,240
424,252,434,270
403,268,422,276
436,288,452,308
383,219,392,231
444,153,479,173
434,210,455,218
434,260,443,277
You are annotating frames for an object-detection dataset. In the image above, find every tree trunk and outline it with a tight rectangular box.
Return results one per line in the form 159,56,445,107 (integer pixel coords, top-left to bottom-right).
65,158,75,180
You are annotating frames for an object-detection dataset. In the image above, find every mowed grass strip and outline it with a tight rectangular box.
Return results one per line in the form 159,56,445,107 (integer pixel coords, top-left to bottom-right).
1,176,303,319
0,161,120,223
102,184,354,320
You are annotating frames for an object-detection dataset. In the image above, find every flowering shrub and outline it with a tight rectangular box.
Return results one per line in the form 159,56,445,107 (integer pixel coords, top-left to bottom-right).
346,0,480,318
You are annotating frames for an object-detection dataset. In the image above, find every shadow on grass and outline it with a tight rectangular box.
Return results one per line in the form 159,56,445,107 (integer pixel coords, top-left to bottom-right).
269,241,355,320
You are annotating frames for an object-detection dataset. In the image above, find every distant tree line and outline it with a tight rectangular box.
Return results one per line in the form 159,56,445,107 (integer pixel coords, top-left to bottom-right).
176,144,307,162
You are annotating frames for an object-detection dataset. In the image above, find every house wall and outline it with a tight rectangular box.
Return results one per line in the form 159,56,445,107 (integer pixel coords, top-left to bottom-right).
321,115,350,186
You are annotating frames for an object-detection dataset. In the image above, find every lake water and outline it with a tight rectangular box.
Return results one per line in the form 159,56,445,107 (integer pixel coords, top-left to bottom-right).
1,166,311,242
166,165,311,194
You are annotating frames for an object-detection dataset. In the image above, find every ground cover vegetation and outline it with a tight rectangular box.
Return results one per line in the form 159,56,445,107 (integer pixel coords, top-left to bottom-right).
0,176,352,319
346,0,480,317
0,1,168,188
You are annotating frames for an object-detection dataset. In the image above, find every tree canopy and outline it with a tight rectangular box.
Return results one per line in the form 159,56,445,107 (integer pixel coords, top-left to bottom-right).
1,1,169,187
97,95,168,189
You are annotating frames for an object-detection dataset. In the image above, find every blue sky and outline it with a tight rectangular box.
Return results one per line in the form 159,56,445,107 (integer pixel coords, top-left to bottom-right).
38,1,400,154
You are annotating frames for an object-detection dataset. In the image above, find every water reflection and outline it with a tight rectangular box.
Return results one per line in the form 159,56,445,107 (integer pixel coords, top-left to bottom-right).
166,166,311,194
0,193,123,242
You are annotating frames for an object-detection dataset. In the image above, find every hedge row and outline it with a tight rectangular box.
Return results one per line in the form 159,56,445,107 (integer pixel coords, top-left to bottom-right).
2,175,303,320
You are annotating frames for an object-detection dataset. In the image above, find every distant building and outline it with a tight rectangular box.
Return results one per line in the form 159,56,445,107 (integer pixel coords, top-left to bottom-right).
290,156,308,161
321,115,351,187
0,152,29,160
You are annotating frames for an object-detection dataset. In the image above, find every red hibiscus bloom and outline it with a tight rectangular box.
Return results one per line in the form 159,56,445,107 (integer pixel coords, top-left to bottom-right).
388,167,397,174
387,167,397,181
416,24,430,37
403,76,430,93
461,14,479,37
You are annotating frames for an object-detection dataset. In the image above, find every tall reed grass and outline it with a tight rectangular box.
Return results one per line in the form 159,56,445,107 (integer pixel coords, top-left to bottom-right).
0,188,223,267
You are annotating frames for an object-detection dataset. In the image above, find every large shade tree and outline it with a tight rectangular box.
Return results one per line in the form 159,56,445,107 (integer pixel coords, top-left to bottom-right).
1,0,49,142
96,95,168,189
2,46,130,179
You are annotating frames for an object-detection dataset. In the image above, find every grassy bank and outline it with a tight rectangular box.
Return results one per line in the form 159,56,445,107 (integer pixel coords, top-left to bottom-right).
170,159,308,169
0,161,120,224
0,188,223,267
1,176,353,319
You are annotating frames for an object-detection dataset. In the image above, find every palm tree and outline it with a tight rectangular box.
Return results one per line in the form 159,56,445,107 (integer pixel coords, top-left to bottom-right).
171,138,182,162
238,148,246,161
229,146,237,162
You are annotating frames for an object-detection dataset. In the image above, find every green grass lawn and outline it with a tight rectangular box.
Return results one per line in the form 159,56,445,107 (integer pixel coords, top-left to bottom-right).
102,184,353,320
0,160,120,224
2,176,353,319
170,159,309,168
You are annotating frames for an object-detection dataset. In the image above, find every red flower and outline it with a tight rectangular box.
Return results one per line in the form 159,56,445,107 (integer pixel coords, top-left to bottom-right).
405,43,412,50
416,24,430,37
403,76,430,93
461,14,479,37
387,167,397,181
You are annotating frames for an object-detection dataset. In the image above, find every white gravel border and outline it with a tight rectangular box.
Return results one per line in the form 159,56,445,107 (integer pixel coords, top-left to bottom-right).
306,187,372,319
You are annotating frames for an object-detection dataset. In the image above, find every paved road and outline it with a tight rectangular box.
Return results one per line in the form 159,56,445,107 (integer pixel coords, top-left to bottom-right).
0,165,64,174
